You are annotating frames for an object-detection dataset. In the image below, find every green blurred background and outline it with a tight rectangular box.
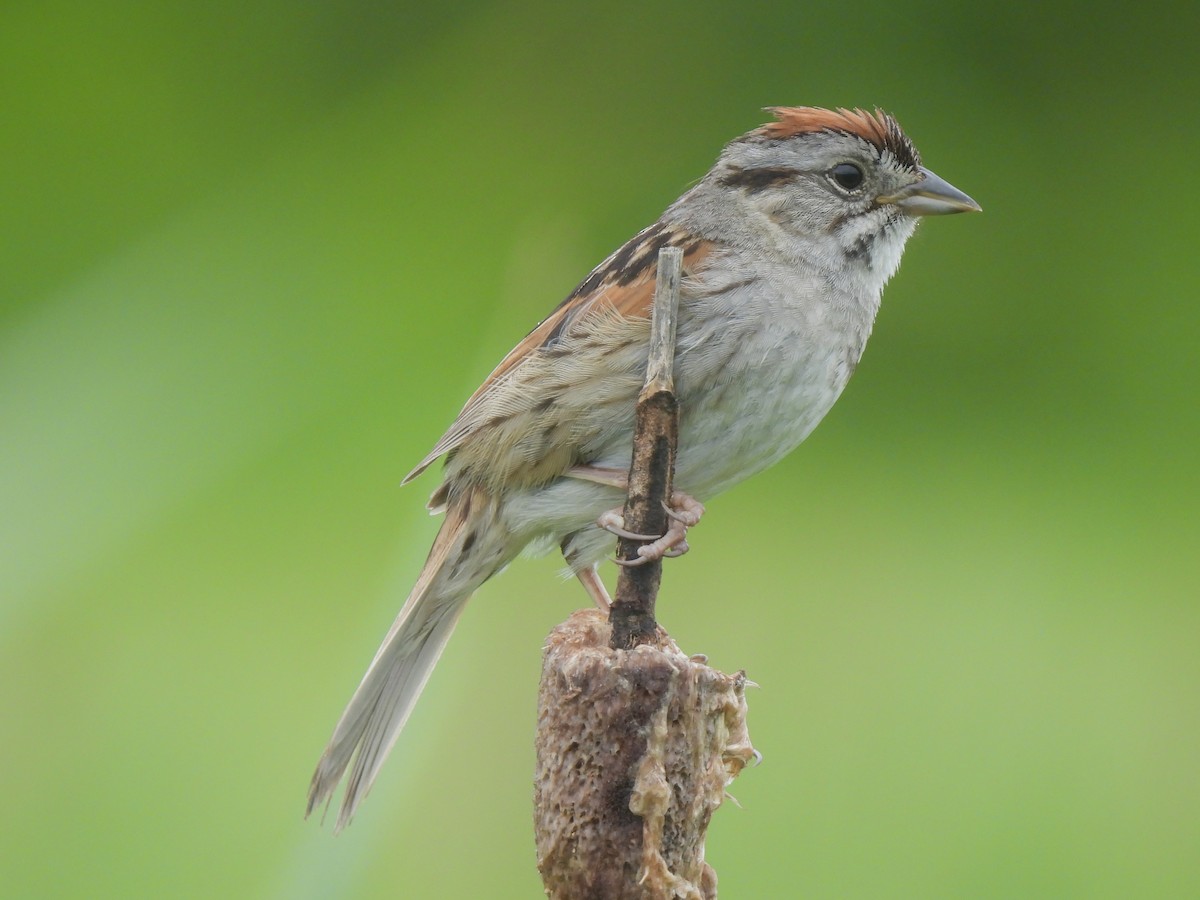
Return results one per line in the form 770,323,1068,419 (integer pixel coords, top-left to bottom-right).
2,2,1197,897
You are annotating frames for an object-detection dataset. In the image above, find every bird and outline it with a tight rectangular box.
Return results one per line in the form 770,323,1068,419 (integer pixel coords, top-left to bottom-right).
307,106,980,829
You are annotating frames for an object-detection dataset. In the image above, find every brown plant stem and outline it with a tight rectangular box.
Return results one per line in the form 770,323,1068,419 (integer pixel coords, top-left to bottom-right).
609,245,683,650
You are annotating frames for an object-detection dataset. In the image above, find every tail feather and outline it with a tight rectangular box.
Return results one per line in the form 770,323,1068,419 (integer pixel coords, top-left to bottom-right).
307,487,510,830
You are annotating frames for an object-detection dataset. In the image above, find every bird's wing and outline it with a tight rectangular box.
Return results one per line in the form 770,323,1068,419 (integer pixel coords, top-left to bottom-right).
403,222,713,497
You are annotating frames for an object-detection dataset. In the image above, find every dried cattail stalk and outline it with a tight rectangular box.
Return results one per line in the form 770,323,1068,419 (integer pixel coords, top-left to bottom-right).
534,609,755,899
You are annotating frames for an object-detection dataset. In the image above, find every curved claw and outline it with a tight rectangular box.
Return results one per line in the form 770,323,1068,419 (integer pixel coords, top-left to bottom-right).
596,510,661,542
662,493,705,526
607,524,663,542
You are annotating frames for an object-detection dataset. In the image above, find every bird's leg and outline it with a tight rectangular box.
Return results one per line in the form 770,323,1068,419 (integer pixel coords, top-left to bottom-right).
575,564,612,610
565,465,629,489
561,533,612,609
566,464,705,565
568,464,663,541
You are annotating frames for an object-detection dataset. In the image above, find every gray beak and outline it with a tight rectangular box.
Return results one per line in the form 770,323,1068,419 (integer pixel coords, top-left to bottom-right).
880,166,981,216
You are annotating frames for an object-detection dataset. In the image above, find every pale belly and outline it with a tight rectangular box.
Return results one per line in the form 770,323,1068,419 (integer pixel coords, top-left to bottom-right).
671,331,858,499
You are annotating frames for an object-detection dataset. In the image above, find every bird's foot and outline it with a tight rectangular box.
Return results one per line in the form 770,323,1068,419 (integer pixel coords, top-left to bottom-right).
597,491,705,567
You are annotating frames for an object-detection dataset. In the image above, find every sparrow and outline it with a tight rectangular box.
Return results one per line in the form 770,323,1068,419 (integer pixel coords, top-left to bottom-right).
308,106,980,829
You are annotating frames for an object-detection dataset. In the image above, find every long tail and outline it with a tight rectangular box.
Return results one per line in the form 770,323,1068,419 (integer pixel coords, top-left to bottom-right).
307,486,511,830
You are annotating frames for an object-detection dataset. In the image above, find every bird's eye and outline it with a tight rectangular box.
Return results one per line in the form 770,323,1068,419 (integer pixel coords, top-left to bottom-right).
830,163,864,191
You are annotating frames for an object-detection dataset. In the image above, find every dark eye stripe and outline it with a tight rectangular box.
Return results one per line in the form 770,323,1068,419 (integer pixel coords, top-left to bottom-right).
718,166,800,192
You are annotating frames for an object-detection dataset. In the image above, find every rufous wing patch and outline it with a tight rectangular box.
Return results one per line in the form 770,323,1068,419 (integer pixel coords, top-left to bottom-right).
402,226,712,486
